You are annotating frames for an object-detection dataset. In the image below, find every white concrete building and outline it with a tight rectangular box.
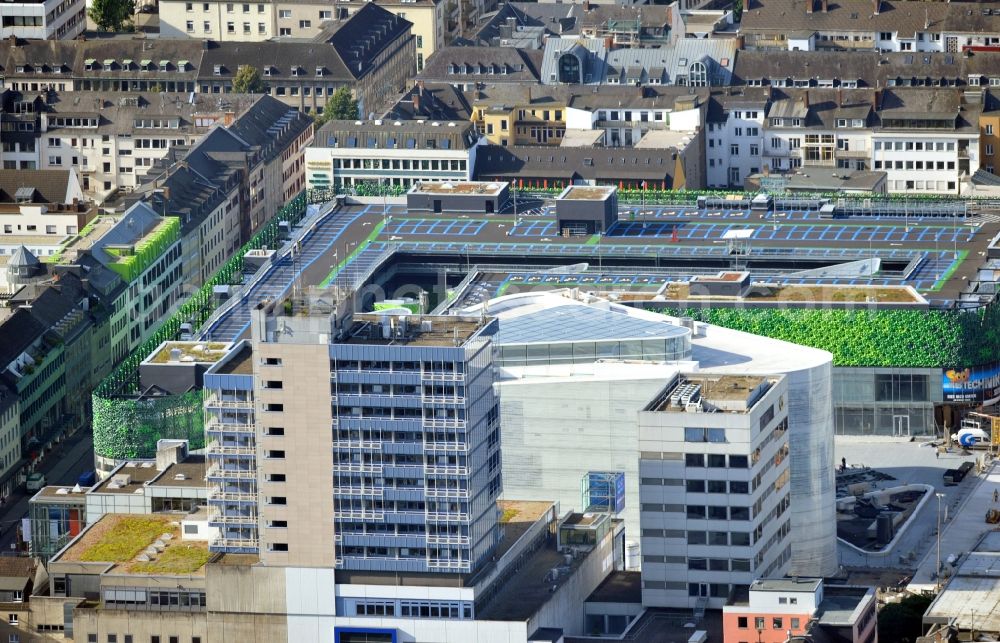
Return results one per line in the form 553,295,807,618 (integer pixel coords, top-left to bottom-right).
306,119,482,191
0,0,85,39
637,372,791,609
457,290,837,579
706,92,768,188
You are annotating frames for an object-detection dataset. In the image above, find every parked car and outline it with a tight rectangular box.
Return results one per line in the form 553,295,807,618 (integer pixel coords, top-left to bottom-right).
26,472,46,491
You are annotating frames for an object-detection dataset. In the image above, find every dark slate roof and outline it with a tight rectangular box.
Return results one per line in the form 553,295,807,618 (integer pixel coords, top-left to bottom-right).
226,95,313,165
322,3,412,78
475,144,675,182
385,83,472,121
314,118,479,150
0,308,47,370
199,41,354,82
0,170,73,204
0,36,203,81
8,246,40,269
742,0,1000,39
475,2,565,45
418,46,543,84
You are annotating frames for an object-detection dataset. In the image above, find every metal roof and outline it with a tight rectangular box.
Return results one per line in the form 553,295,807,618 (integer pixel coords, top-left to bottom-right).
493,303,689,345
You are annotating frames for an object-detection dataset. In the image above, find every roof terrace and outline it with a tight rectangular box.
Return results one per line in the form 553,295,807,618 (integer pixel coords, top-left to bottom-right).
648,374,773,413
343,313,490,347
54,514,210,576
408,181,506,196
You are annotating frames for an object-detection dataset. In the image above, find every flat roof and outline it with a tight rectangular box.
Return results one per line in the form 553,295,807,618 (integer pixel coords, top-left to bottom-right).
55,514,210,576
817,586,872,626
559,185,616,201
215,343,253,375
650,374,770,412
409,181,506,196
92,461,163,494
924,530,1000,633
751,578,822,593
149,456,207,488
147,341,230,365
586,570,642,604
343,313,487,347
32,485,90,501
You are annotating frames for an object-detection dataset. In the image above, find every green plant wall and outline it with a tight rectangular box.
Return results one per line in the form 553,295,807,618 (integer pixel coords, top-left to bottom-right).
679,306,1000,369
92,390,205,460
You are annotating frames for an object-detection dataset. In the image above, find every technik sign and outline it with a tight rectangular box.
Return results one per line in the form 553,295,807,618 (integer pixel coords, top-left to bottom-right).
943,361,1000,405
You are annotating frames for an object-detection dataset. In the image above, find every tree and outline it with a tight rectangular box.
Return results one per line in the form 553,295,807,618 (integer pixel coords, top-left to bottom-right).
878,594,933,643
232,65,265,94
316,86,359,124
88,0,135,32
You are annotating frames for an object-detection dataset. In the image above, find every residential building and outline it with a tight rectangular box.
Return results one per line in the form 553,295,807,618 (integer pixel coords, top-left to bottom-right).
638,373,791,609
0,558,39,643
577,3,677,47
0,168,93,257
417,46,544,89
384,81,472,122
306,119,481,192
0,7,415,117
475,132,704,189
158,0,449,73
981,91,1000,176
706,86,981,193
198,4,416,117
0,89,262,202
723,579,877,643
0,384,21,500
0,0,85,39
740,0,1000,53
538,36,736,87
130,95,312,282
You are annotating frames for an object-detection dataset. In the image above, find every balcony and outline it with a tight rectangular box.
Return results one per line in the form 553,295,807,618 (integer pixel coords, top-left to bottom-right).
208,512,258,525
425,487,470,499
335,508,385,520
424,465,468,476
205,396,253,409
835,147,871,159
333,462,383,474
426,534,470,546
208,488,257,503
331,439,381,450
422,418,467,430
427,559,471,571
206,442,255,456
421,394,466,405
425,511,470,522
423,441,470,453
210,537,259,551
205,420,255,434
420,372,465,383
332,486,384,498
206,465,256,480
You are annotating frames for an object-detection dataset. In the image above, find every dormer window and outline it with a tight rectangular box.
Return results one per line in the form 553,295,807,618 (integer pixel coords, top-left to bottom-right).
15,65,25,73
448,63,456,74
291,66,301,76
315,66,324,76
264,66,273,76
214,64,223,75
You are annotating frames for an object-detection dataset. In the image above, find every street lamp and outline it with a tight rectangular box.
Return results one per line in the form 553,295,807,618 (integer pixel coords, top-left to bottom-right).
936,492,946,585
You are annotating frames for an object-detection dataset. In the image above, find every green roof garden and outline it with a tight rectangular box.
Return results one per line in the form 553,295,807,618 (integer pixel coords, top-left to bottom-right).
58,515,210,575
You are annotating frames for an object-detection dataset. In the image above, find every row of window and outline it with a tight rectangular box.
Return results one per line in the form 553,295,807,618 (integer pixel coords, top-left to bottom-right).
85,636,200,643
352,599,473,619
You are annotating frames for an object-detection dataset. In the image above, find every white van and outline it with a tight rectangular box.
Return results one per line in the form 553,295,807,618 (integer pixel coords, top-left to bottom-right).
26,472,46,491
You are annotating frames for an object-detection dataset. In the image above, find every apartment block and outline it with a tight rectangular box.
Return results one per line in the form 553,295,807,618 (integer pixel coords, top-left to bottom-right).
638,373,792,610
0,168,92,257
245,300,503,572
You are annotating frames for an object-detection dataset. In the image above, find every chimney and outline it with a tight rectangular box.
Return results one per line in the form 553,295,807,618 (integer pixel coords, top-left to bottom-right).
413,89,421,113
872,88,881,111
802,90,809,109
583,0,591,11
821,0,828,11
873,0,880,14
837,87,843,107
736,34,745,48
806,0,813,14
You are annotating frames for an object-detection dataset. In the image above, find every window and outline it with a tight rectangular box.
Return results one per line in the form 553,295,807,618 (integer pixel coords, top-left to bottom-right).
685,453,704,467
791,618,801,629
707,454,726,468
988,124,995,135
730,144,739,155
773,617,783,629
755,617,765,630
279,9,290,18
738,617,749,628
107,636,116,643
686,479,705,493
6,615,16,625
299,19,311,28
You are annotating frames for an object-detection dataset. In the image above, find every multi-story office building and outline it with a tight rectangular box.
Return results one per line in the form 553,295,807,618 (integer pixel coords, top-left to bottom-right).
0,0,85,39
306,119,481,191
637,373,791,609
243,301,503,572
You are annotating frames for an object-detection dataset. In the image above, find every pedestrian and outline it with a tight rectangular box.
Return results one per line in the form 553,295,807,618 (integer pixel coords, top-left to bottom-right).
994,489,998,504
936,449,940,459
841,456,847,471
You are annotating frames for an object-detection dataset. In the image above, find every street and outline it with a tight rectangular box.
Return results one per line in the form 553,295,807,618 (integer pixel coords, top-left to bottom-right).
0,429,94,554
